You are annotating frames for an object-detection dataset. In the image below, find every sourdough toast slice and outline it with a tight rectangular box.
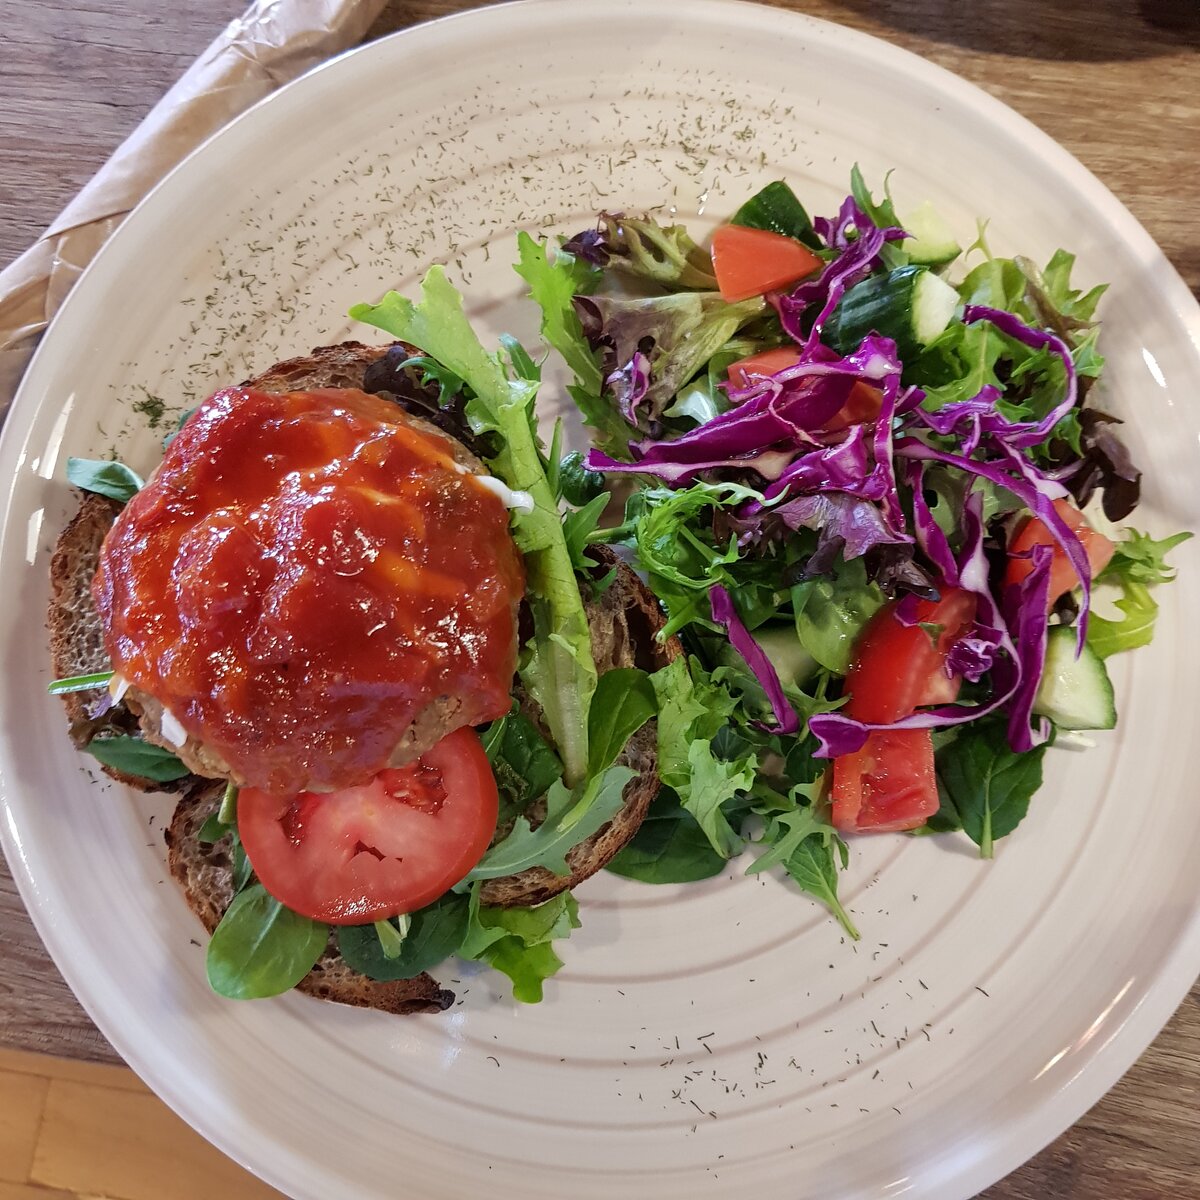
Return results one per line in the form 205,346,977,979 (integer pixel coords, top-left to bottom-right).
49,341,679,1012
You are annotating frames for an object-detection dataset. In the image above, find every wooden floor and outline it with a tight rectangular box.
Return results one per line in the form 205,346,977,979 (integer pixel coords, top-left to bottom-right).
0,1049,283,1200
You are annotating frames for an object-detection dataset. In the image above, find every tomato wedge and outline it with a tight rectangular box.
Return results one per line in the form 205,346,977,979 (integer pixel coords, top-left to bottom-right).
710,225,822,303
830,587,977,833
1005,497,1115,610
831,728,937,834
841,589,978,724
822,381,884,433
237,727,498,924
726,347,884,432
726,346,805,388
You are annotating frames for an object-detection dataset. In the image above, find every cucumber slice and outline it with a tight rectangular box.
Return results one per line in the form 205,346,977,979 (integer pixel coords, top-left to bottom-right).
752,624,819,687
901,201,962,267
1032,625,1117,731
824,265,959,363
731,181,822,250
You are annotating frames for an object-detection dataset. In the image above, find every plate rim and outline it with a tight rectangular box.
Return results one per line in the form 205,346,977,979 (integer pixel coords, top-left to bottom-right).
2,2,1199,1198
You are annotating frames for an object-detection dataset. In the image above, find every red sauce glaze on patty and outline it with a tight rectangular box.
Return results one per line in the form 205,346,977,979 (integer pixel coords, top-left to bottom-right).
93,386,524,794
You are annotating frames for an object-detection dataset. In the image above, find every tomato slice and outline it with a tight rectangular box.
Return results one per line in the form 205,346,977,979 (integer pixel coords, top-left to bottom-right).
726,346,806,389
710,225,822,303
237,727,498,924
831,728,938,833
726,348,884,433
829,588,976,834
1005,497,1115,610
842,588,978,724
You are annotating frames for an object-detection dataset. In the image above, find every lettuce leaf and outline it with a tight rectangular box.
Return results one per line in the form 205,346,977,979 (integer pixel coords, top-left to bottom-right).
467,892,581,1003
513,233,632,458
350,268,596,784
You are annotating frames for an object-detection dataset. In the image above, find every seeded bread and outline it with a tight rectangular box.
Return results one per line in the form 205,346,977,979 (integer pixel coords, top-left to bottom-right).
49,341,679,1014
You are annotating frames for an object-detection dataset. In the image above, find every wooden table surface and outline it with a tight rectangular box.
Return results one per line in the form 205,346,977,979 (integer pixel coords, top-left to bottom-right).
2,1,1198,1196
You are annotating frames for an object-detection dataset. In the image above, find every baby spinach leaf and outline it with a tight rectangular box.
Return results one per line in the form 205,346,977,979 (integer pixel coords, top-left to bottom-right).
791,557,886,675
936,721,1047,858
587,668,656,775
481,709,562,820
196,812,226,844
606,808,727,883
338,894,471,982
65,457,144,503
205,885,327,1000
84,735,190,782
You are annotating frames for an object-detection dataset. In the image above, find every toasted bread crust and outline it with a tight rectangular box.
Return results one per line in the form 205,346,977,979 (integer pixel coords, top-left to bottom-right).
50,341,680,1013
165,783,454,1013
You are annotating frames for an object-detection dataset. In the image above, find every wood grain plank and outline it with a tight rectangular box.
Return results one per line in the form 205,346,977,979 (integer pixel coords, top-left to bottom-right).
31,1081,285,1200
1,2,1198,1199
0,1069,50,1185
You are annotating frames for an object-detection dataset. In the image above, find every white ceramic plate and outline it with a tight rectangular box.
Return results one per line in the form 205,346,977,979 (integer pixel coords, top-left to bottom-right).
2,2,1198,1197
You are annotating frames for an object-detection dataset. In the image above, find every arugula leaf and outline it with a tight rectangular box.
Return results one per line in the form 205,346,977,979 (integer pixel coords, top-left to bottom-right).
1087,529,1191,658
1087,581,1159,659
351,268,596,785
935,720,1047,858
791,557,886,675
205,885,328,1000
337,893,471,982
606,801,727,883
66,457,144,503
1101,529,1191,588
587,668,656,775
466,892,581,1003
480,709,563,821
783,832,859,939
849,165,907,268
745,798,824,876
466,765,634,879
84,735,190,782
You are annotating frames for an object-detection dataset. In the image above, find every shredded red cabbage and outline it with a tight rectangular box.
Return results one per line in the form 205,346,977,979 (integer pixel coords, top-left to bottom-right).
585,335,902,485
894,435,1091,647
709,584,800,735
609,350,651,427
777,197,906,352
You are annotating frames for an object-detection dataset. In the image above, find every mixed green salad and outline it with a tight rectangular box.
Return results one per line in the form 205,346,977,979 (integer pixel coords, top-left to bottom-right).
503,169,1188,933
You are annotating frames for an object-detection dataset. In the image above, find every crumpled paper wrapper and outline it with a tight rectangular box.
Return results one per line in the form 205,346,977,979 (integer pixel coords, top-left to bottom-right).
0,0,388,416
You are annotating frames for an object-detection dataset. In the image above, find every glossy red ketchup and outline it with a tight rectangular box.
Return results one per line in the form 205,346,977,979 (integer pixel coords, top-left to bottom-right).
93,387,524,794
